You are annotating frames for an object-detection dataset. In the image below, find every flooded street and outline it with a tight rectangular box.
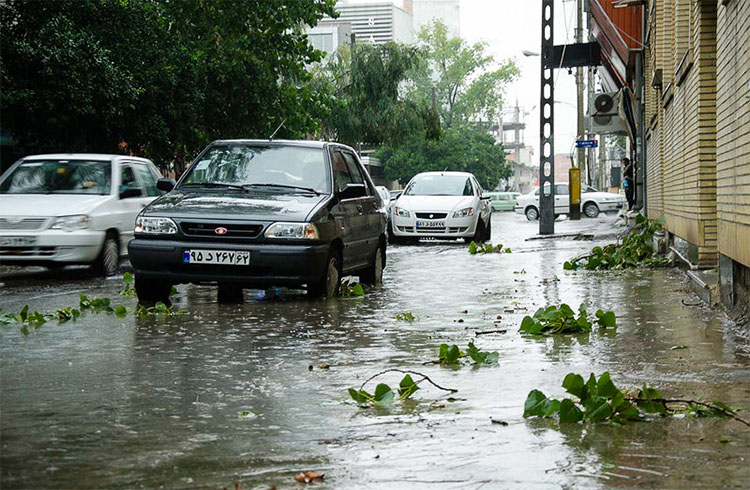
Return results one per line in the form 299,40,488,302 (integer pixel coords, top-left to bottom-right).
1,212,749,489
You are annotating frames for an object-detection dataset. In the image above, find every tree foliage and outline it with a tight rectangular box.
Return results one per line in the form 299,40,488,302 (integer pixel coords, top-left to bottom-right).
317,42,433,147
376,127,511,189
409,20,520,128
0,0,337,169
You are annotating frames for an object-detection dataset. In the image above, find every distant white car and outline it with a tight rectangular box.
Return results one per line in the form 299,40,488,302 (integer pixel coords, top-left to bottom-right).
0,153,164,274
390,171,492,242
515,183,625,220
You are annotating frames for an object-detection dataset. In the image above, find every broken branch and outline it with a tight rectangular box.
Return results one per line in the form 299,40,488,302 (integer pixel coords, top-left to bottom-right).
359,368,458,394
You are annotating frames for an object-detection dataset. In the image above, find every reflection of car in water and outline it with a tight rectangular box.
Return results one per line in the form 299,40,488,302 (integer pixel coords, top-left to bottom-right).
390,171,492,243
0,153,163,275
129,140,387,303
514,184,626,220
488,191,520,211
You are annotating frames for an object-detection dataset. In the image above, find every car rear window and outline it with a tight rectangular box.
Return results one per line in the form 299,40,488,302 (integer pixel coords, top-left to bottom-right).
182,145,331,194
0,160,112,195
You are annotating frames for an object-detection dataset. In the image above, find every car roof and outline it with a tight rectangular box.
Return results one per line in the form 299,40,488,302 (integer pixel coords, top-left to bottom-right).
413,171,474,177
211,139,330,149
21,153,152,164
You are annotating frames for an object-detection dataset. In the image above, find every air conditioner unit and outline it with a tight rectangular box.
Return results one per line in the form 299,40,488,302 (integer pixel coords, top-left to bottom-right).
588,91,626,135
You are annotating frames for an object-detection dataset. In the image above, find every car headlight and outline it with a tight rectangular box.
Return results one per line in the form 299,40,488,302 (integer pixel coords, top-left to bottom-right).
453,207,474,218
51,215,90,232
264,222,319,239
393,207,411,217
135,216,177,234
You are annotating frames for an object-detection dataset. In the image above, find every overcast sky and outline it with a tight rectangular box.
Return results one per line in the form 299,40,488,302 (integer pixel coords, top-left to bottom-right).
460,0,583,158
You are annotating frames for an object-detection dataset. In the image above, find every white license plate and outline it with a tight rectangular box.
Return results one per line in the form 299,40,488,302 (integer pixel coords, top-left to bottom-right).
416,220,445,228
0,236,37,247
183,249,250,265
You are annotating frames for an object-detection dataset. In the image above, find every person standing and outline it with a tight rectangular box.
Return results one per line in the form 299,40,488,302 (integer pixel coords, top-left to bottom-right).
623,157,635,210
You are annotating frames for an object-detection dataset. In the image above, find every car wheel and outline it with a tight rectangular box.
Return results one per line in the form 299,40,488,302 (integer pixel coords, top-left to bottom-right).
308,248,342,298
387,220,394,240
93,232,119,276
472,219,485,242
360,243,385,286
134,276,172,305
483,217,492,242
583,202,600,218
525,206,539,221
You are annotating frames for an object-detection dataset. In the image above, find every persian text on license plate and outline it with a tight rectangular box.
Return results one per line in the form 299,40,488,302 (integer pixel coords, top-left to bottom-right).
0,236,37,247
416,220,445,228
183,249,250,265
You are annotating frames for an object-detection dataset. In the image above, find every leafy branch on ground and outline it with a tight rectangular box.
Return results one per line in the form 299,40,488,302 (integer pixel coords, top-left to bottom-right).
524,371,748,426
468,241,511,255
136,302,186,317
339,278,365,298
348,368,457,407
564,214,670,270
425,342,499,366
519,304,617,335
396,312,418,323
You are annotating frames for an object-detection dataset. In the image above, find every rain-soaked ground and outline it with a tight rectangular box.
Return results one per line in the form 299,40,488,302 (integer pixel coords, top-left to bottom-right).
1,212,749,489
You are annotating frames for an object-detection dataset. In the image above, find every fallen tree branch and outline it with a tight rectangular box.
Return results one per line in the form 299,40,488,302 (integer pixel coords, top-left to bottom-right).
626,397,750,427
475,329,507,336
359,369,458,394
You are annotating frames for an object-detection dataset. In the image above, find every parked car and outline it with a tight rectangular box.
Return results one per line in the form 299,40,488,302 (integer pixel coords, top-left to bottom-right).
515,184,626,220
0,153,163,275
128,140,387,303
390,171,492,243
488,191,520,211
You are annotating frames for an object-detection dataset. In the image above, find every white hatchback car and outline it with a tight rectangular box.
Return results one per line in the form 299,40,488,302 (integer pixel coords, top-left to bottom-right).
515,183,626,220
0,154,164,274
390,171,492,243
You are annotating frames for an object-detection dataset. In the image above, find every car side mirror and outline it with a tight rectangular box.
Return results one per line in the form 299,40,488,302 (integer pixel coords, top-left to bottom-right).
480,192,491,200
157,178,176,192
339,183,367,200
390,192,402,201
119,186,142,199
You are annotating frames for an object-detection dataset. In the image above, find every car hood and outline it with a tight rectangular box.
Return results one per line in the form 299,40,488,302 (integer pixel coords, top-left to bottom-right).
144,191,327,221
0,194,112,217
395,195,476,212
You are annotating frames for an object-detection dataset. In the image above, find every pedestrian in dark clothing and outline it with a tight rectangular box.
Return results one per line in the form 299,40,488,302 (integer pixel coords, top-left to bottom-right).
623,157,635,210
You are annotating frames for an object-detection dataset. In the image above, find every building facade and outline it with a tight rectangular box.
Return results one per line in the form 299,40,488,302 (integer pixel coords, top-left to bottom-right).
328,1,413,45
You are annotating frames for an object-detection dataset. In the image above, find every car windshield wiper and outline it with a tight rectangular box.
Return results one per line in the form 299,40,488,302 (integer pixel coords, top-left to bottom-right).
243,183,323,195
180,182,248,192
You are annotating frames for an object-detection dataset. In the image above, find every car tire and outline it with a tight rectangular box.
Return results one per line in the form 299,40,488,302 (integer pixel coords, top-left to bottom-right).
308,248,342,298
360,243,385,286
525,206,539,221
483,217,492,242
583,202,600,218
472,219,485,242
93,232,119,276
134,276,172,305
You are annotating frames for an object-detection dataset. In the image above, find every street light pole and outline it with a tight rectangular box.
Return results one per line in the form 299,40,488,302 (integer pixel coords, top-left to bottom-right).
569,0,584,220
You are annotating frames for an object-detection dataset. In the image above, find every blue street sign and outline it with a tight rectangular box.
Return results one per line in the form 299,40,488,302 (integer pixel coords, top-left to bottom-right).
576,139,598,148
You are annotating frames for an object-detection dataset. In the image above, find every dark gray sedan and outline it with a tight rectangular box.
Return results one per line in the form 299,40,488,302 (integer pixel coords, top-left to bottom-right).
128,140,387,303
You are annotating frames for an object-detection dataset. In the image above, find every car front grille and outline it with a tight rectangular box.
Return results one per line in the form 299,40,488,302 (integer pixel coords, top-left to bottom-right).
179,221,264,239
0,218,48,231
0,246,56,257
415,212,448,219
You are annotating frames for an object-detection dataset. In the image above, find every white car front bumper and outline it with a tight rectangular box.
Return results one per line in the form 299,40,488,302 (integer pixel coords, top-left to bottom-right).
0,230,106,264
391,213,479,238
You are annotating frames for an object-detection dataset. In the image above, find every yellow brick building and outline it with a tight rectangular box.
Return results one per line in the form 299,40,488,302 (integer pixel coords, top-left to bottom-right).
644,0,749,306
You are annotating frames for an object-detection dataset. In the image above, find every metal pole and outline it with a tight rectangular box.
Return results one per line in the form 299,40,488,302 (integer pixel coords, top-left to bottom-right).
569,0,584,220
539,0,555,234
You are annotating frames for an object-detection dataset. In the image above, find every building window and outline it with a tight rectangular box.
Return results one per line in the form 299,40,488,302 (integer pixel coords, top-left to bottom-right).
308,33,334,54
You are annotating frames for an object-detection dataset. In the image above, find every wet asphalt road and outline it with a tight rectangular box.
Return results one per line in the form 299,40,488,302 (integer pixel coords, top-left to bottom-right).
1,212,749,489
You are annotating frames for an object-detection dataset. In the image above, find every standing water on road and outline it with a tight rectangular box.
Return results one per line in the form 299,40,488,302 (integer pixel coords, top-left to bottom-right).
1,213,749,489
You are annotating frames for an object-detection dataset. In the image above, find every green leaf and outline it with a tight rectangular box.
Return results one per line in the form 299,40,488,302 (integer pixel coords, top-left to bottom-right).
373,383,394,405
584,398,614,421
523,389,549,418
596,372,619,398
114,305,127,318
397,374,420,399
542,399,561,417
350,283,365,297
595,310,617,328
562,373,585,399
122,272,133,284
558,398,584,423
636,385,667,414
19,305,28,322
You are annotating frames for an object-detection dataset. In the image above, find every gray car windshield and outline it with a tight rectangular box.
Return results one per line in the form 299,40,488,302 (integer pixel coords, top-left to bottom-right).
0,160,112,195
404,175,474,196
181,145,331,194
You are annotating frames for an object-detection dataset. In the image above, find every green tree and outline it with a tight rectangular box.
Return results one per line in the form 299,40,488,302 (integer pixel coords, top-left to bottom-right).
376,127,511,189
317,42,433,147
409,20,520,128
0,0,337,169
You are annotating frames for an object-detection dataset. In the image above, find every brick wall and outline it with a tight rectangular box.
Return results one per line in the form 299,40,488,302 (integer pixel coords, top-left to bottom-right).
716,0,750,267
